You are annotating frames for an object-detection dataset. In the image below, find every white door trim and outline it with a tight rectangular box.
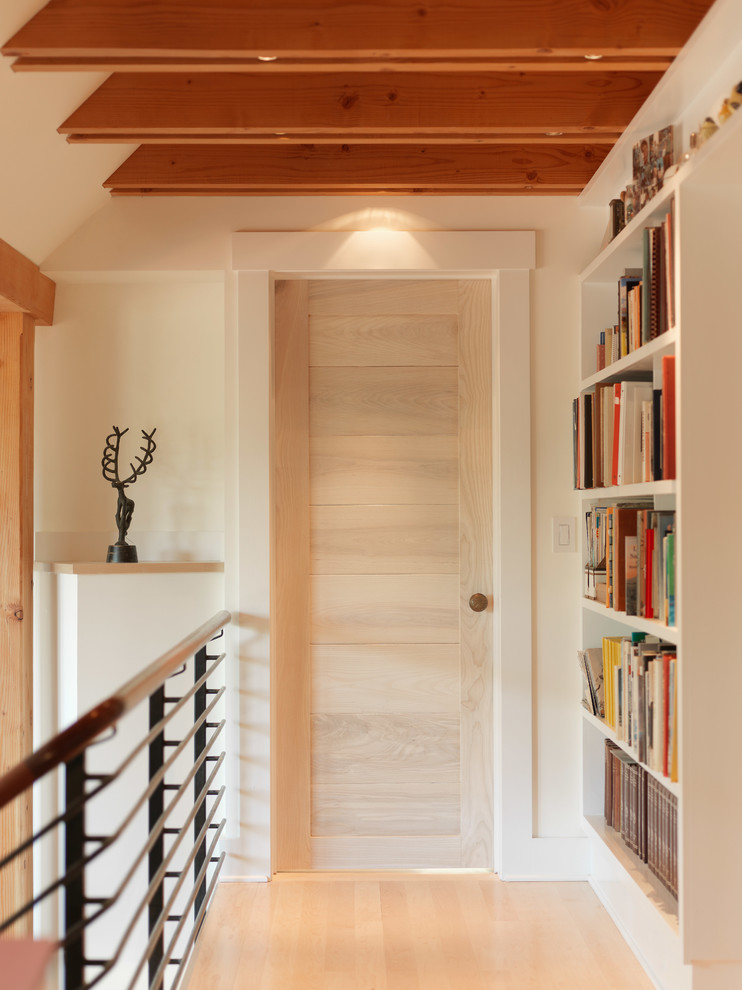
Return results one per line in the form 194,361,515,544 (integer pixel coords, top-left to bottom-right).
225,230,588,880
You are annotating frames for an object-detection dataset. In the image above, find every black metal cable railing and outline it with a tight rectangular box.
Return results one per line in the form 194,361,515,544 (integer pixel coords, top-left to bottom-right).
0,609,231,990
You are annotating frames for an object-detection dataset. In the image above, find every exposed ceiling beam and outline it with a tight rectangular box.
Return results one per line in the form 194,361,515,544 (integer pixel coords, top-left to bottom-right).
11,55,676,73
58,70,661,145
103,142,610,195
2,0,712,60
66,133,624,147
0,0,717,199
0,240,56,326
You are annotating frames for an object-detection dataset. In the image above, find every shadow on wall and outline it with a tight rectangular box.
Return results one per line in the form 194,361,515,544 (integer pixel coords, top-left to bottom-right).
224,612,271,878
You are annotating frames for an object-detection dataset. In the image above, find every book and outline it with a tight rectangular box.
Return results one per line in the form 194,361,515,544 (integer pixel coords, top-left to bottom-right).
605,739,618,826
584,647,605,718
650,389,661,482
572,397,579,490
649,226,662,340
662,355,676,479
640,398,653,482
578,651,594,712
618,273,642,358
611,384,621,486
617,381,653,485
665,531,676,625
593,383,605,488
645,525,655,619
628,282,642,352
611,508,638,612
641,228,652,345
669,660,678,783
602,384,615,488
583,391,594,489
610,198,625,239
663,205,675,330
625,534,639,615
652,512,675,624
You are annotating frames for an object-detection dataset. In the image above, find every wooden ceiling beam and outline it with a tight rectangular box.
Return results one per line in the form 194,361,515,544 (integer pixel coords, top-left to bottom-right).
58,70,661,141
0,240,55,326
110,186,584,196
2,0,715,60
66,132,623,146
10,55,676,73
103,142,610,194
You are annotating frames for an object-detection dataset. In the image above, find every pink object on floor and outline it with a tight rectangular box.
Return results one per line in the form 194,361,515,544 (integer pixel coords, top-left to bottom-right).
0,940,56,990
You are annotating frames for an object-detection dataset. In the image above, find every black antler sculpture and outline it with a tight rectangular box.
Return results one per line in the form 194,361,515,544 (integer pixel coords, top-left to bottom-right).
101,425,157,562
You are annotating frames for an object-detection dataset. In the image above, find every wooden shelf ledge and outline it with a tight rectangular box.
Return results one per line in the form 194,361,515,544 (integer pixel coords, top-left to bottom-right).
35,560,224,574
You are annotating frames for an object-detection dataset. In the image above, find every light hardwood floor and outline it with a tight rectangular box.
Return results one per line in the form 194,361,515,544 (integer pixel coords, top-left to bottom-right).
186,874,655,990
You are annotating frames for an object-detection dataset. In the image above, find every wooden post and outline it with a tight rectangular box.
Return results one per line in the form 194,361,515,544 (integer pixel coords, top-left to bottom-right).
0,311,35,933
0,240,53,932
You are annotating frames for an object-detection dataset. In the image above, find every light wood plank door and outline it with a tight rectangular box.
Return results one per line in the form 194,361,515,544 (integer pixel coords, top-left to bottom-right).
272,279,493,871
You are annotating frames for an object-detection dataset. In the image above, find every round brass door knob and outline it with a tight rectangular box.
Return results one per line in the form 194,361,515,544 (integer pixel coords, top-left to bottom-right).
469,593,488,612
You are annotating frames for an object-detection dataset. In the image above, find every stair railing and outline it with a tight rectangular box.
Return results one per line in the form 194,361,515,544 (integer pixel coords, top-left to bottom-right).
0,609,231,990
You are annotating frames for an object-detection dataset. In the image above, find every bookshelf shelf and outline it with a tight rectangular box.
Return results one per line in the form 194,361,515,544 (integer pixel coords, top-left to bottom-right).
580,182,678,285
582,815,679,930
580,328,677,392
581,598,679,643
578,480,677,500
581,707,681,798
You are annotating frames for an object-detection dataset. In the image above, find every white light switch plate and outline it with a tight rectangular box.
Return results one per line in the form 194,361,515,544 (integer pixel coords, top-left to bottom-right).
552,516,576,553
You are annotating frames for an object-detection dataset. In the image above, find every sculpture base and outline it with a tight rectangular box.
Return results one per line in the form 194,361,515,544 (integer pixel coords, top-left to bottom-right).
106,543,138,563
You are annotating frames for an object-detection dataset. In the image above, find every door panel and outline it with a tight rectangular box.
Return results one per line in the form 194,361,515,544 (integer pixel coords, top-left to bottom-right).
311,645,460,714
312,714,461,784
309,366,459,436
311,781,460,836
309,313,458,367
310,504,459,574
311,574,460,644
306,278,460,315
309,435,459,505
272,277,493,871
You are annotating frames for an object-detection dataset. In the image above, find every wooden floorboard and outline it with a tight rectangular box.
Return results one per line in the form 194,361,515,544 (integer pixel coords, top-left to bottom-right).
186,874,654,990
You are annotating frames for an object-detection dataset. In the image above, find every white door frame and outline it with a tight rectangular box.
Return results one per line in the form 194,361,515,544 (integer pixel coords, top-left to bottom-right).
224,229,587,880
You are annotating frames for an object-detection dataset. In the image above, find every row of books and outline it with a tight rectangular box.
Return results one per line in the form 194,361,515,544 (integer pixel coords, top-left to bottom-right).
594,209,675,373
584,506,676,625
579,633,678,781
574,355,676,489
605,739,678,898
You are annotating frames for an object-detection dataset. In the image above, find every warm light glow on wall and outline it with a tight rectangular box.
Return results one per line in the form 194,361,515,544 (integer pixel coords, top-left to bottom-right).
318,206,434,232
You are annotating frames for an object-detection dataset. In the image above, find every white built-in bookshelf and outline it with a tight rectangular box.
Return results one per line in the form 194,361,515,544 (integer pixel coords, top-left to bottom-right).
576,2,742,987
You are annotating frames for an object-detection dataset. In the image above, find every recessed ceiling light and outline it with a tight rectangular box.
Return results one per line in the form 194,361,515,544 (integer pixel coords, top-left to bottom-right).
258,55,278,62
584,54,603,60
545,131,564,137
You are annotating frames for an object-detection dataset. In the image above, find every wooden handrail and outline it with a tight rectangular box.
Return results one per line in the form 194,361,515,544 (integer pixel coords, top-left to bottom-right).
0,610,231,810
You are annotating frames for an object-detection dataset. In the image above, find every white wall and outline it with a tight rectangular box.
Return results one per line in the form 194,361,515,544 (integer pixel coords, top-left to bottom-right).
41,194,605,872
34,275,225,563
